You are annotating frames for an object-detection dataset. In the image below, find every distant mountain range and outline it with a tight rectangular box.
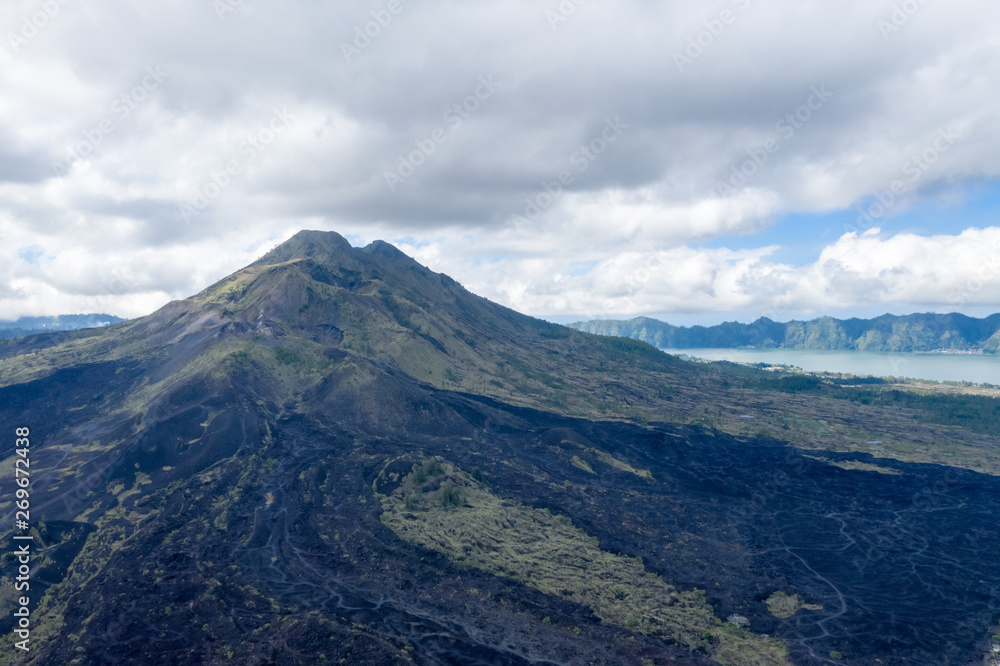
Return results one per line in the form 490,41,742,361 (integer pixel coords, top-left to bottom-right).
0,314,124,339
2,232,1000,664
571,313,1000,354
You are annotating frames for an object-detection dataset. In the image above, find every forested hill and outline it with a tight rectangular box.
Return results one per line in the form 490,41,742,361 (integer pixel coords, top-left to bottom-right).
570,312,1000,353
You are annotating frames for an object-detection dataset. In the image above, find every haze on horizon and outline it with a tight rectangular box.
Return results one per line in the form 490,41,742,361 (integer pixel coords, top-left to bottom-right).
1,0,999,326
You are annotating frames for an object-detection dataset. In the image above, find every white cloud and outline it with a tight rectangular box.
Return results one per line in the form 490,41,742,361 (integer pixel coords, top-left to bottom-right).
0,0,999,319
398,227,1000,320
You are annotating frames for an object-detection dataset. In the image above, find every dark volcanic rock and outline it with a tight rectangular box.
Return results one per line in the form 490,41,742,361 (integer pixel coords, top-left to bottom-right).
0,230,997,665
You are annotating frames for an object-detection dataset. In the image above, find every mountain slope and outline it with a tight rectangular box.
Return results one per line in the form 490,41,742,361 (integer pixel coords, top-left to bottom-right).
0,231,998,665
572,313,1000,353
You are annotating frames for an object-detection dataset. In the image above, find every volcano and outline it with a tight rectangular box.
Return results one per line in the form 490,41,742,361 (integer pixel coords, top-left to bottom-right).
1,230,998,665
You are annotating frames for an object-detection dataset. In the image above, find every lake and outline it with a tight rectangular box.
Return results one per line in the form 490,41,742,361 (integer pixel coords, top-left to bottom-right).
663,348,1000,385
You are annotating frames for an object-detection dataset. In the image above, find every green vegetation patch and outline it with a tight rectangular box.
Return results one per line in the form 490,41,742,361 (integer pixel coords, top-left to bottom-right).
805,457,901,476
764,591,823,619
591,335,682,373
570,455,595,474
839,387,1000,436
376,458,789,666
564,440,652,479
585,446,652,479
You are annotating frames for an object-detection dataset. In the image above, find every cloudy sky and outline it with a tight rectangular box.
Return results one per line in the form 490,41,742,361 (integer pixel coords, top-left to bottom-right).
2,0,999,325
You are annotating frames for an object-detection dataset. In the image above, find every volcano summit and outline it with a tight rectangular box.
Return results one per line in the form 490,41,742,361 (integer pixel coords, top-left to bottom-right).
0,230,998,665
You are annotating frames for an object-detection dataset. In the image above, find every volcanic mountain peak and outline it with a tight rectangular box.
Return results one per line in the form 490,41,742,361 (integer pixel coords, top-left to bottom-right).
3,230,1000,665
247,230,430,282
195,230,460,325
250,228,356,268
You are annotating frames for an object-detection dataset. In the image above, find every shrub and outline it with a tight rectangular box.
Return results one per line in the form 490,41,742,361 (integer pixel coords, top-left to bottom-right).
440,483,464,509
412,460,444,485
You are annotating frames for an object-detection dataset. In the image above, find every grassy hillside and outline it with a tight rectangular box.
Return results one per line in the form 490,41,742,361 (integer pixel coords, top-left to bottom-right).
0,231,998,664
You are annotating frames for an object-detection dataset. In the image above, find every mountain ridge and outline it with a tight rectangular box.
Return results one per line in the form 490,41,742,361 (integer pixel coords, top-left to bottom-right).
571,313,1000,353
0,313,124,339
0,230,998,664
